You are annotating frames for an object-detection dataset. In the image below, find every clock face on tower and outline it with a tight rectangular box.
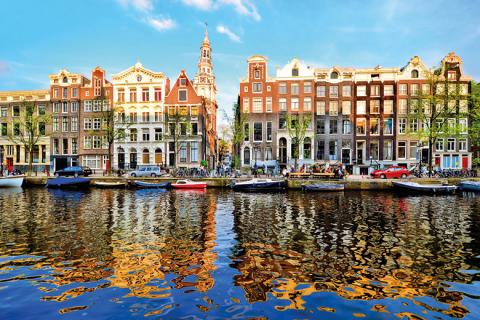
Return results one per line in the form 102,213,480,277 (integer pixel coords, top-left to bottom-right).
136,74,142,82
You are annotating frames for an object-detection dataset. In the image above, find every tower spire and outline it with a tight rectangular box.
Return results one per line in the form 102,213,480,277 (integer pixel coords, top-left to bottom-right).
203,22,209,44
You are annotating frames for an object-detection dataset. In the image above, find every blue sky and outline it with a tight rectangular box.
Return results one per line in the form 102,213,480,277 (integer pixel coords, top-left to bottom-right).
1,0,479,122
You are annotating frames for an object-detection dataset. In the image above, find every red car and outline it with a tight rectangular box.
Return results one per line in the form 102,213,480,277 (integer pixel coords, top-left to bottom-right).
371,166,409,179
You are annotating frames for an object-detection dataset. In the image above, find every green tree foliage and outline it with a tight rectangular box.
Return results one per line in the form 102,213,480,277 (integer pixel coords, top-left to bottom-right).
286,113,311,170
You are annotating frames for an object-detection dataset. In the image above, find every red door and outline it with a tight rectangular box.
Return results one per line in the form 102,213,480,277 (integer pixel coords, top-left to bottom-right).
462,156,469,169
6,158,13,172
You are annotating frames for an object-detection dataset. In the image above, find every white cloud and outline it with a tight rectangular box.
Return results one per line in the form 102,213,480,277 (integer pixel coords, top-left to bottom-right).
218,0,261,21
147,17,175,31
181,0,214,10
116,0,154,12
216,24,241,42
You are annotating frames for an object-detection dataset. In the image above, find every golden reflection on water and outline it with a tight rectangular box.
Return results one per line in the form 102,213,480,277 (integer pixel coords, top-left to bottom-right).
0,189,479,319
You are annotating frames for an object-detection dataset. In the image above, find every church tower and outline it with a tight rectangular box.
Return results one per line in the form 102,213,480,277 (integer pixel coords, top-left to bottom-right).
193,25,216,103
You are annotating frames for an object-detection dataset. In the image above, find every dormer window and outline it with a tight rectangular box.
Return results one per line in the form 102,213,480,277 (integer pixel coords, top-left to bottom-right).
331,71,339,79
292,68,299,77
62,76,68,83
411,70,419,78
447,70,457,81
180,78,187,86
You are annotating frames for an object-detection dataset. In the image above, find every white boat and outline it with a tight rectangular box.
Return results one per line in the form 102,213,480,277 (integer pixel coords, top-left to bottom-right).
0,175,24,188
92,181,127,188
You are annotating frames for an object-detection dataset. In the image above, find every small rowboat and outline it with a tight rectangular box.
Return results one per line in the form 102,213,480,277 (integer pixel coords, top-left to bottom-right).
458,181,480,192
232,178,286,191
392,181,456,194
0,175,24,188
133,181,172,189
46,177,91,188
301,183,344,191
93,181,127,188
171,179,207,189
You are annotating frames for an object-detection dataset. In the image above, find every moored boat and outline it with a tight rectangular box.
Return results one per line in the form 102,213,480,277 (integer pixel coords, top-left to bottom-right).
133,181,172,189
0,175,24,188
458,181,480,192
46,177,91,188
392,181,456,194
92,181,127,188
171,179,207,189
301,183,344,191
232,178,286,191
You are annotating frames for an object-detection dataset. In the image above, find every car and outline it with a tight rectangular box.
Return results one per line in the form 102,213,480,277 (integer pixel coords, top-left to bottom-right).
54,166,92,177
129,166,164,177
371,166,410,179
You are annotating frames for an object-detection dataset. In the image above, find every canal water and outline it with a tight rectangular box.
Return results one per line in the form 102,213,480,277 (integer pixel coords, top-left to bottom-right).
0,188,479,319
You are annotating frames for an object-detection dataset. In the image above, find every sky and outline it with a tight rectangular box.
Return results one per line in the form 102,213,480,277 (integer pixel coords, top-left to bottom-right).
1,0,479,124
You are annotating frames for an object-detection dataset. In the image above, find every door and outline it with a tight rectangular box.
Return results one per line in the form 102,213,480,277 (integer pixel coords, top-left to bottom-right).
356,142,365,164
130,153,137,169
6,158,13,172
56,157,68,171
462,156,469,169
118,153,125,170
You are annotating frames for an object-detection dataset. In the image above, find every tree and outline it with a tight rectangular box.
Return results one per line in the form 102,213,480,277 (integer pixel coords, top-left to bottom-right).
166,107,193,169
406,67,469,174
470,81,480,168
225,101,248,169
7,100,51,175
286,113,312,170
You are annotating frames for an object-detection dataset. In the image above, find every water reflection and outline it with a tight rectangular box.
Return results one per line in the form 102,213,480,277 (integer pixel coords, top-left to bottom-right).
0,189,479,319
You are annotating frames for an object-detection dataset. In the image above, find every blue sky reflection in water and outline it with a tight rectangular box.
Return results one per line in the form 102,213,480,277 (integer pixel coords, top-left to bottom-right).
0,188,479,319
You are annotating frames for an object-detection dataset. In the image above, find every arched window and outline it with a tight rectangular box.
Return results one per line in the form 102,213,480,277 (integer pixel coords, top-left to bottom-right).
279,138,287,164
331,71,339,79
142,148,149,164
62,76,68,83
411,70,419,78
155,148,162,164
244,147,250,165
304,137,312,159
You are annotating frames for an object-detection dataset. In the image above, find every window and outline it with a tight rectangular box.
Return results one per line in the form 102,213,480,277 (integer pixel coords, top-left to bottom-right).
252,83,262,93
316,101,325,115
399,84,408,95
141,88,149,102
84,100,92,112
409,141,418,159
0,123,7,136
384,100,393,114
191,106,198,117
130,128,137,142
62,87,68,98
356,101,366,114
384,85,394,96
142,128,150,141
84,136,92,149
129,88,137,102
180,78,187,86
356,118,366,135
329,101,338,115
279,116,286,129
341,101,351,115
317,140,325,160
329,86,338,98
243,147,250,165
93,118,101,130
71,117,78,132
409,119,418,132
244,123,249,141
398,99,407,114
0,107,7,117
93,136,101,149
254,69,260,79
178,90,187,102
398,141,406,159
191,123,198,135
411,70,419,78
370,100,380,114
304,82,312,93
291,83,299,95
399,118,407,134
357,85,366,96
370,85,380,96
383,118,393,135
13,123,20,136
191,142,198,162
370,118,379,135
460,84,468,95
422,84,430,94
411,84,419,96
53,88,59,98
12,106,20,117
279,83,287,94
142,111,150,122
266,122,272,141
265,147,273,161
291,98,299,110
459,139,467,151
253,98,263,113
84,118,92,130
292,68,299,76
331,71,339,79
317,85,326,97
129,112,137,123
266,97,272,112
253,122,262,141
70,102,78,112
342,85,351,97
53,118,59,132
118,89,125,102
316,119,325,134
447,138,456,151
304,97,312,111
383,141,393,160
62,117,68,132
342,120,351,134
447,70,457,81
369,141,379,160
71,87,78,98
329,141,337,160
435,139,444,151
459,100,468,113
62,102,68,113
180,123,187,136
459,118,468,133
329,119,338,134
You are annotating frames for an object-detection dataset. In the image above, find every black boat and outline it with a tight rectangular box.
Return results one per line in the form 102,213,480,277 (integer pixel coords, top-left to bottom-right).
458,181,480,192
392,181,456,194
46,177,91,188
133,180,172,189
232,178,286,191
302,183,344,191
